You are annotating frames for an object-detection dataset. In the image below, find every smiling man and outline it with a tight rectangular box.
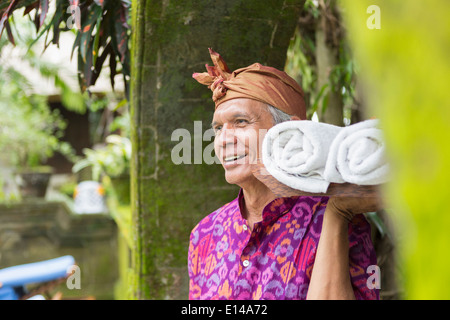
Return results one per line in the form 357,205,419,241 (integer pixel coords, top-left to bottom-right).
188,49,380,300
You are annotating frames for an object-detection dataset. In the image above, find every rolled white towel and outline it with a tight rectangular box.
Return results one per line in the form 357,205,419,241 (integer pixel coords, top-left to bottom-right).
262,120,342,193
324,119,390,185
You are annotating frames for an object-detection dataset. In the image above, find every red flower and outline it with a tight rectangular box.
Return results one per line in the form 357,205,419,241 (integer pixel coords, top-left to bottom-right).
192,48,231,101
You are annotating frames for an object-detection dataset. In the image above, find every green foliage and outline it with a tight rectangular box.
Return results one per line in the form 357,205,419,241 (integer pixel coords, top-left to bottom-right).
72,134,131,181
0,92,71,168
0,0,131,97
285,5,358,123
286,27,316,111
340,0,450,299
0,57,73,168
304,0,320,18
73,94,131,179
70,0,131,95
26,49,86,113
5,8,86,113
0,14,77,169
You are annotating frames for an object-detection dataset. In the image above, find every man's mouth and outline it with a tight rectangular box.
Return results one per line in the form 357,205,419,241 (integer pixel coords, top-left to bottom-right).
224,154,246,162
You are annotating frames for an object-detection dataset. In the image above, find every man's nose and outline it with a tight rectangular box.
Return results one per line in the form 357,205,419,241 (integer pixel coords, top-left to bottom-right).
217,124,237,147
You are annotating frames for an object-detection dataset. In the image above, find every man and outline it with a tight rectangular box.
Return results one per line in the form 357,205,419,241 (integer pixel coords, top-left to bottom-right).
188,49,380,300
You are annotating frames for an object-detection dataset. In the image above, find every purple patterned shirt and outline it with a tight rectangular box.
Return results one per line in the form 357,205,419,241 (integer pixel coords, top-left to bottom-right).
188,190,379,300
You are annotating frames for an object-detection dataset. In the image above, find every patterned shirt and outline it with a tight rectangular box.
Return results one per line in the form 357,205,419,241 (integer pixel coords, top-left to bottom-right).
188,190,379,300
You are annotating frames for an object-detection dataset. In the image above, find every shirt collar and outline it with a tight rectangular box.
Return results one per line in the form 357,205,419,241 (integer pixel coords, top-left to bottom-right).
237,188,300,226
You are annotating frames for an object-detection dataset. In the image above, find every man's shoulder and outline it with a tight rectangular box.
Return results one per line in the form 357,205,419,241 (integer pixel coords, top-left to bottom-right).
289,195,329,214
190,196,240,236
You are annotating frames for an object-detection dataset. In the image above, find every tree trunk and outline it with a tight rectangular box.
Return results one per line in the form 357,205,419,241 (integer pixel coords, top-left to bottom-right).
129,0,305,299
315,0,343,126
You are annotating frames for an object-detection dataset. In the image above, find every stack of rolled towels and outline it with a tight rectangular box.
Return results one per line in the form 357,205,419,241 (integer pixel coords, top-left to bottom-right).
261,119,390,193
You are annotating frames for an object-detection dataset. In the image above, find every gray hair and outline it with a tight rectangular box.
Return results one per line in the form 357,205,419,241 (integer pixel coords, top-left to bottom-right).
266,104,292,125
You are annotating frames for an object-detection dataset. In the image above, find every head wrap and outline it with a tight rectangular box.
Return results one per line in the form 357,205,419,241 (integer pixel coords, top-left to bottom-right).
193,48,306,119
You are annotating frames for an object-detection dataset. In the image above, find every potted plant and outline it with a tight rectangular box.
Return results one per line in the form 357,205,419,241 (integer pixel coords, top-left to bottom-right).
72,134,131,205
0,91,74,199
0,25,79,200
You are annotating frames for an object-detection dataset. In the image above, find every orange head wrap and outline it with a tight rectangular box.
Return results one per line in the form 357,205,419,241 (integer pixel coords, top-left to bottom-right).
192,48,306,120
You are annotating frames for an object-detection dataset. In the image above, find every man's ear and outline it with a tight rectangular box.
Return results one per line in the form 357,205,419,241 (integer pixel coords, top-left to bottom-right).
290,115,301,121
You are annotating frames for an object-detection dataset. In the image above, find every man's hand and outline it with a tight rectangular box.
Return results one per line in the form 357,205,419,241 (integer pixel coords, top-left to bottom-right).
327,195,383,222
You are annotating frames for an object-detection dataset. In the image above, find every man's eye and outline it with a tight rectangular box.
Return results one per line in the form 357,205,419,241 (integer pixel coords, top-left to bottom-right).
236,119,248,125
213,126,222,133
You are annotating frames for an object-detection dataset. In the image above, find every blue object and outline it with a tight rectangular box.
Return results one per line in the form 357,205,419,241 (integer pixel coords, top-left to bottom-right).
0,255,75,292
0,287,19,300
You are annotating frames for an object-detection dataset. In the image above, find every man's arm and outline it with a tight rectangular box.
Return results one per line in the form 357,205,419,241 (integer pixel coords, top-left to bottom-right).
306,205,355,299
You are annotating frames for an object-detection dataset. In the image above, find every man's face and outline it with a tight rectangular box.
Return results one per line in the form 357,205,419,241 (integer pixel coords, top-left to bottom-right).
212,98,275,188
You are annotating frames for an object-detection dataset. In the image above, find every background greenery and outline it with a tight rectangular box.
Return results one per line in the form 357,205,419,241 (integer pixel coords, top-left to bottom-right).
340,0,450,299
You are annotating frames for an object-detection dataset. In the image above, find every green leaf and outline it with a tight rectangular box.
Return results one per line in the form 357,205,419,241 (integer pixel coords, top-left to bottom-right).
91,15,102,67
311,83,329,114
91,41,112,86
365,211,389,238
109,50,117,90
72,158,91,173
38,0,49,28
79,4,102,63
70,30,81,60
0,0,18,39
4,19,14,45
27,9,62,52
113,98,127,112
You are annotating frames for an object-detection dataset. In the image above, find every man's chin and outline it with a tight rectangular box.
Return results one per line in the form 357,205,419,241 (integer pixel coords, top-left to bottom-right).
224,175,240,186
224,169,254,187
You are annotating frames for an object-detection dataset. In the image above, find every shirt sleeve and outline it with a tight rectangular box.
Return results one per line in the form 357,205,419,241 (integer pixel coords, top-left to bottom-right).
188,225,199,300
347,215,380,300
